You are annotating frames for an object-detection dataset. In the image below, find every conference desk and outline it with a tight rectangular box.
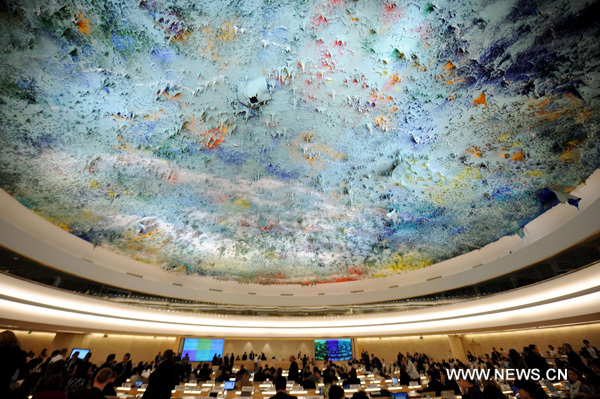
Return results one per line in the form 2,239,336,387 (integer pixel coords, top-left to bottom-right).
115,380,427,399
118,370,568,399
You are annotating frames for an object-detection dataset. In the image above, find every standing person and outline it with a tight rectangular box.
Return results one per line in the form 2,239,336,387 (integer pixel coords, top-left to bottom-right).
113,353,132,386
97,354,116,372
143,350,177,399
0,331,27,398
28,349,48,372
44,348,68,381
66,352,93,393
403,357,419,382
288,358,299,382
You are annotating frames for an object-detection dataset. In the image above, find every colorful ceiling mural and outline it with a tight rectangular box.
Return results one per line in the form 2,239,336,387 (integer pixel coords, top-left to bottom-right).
0,0,598,285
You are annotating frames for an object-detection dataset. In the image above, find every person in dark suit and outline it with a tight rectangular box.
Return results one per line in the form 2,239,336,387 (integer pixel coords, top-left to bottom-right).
300,372,316,389
421,370,445,396
441,369,461,395
329,385,345,399
113,353,132,386
0,331,27,399
526,345,549,377
458,377,483,399
288,359,299,382
71,367,113,399
581,340,599,361
143,350,177,399
43,348,68,386
562,343,589,373
491,348,502,363
269,376,297,399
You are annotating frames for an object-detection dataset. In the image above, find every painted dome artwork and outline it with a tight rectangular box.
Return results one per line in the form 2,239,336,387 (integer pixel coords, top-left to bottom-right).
0,0,598,285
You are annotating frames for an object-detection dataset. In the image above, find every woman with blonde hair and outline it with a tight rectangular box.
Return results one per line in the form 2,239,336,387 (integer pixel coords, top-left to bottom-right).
0,330,27,398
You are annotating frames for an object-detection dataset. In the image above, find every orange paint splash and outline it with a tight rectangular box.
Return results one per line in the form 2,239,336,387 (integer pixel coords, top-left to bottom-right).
559,140,581,164
76,13,91,35
468,146,483,158
373,115,393,132
443,62,456,71
512,150,526,163
472,92,488,108
182,115,233,150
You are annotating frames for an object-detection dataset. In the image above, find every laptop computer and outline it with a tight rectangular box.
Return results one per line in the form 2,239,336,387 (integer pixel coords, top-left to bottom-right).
442,391,455,399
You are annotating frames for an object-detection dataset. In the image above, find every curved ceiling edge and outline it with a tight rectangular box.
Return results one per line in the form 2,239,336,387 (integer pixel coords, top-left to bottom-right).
0,262,599,337
0,169,599,306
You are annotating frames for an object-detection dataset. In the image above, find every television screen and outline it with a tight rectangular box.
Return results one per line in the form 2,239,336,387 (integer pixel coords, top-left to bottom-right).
69,348,90,359
182,338,225,362
314,339,352,361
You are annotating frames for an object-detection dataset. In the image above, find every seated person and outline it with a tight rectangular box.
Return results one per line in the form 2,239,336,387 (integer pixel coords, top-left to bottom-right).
343,368,361,387
329,386,345,399
72,368,113,399
31,375,66,399
514,380,549,399
101,371,118,397
254,366,266,382
441,369,461,395
458,377,483,399
481,379,507,399
301,372,316,389
235,372,252,390
270,376,297,399
421,369,444,396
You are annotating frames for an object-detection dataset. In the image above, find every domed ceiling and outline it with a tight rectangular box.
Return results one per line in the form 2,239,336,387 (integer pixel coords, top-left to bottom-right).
0,0,599,286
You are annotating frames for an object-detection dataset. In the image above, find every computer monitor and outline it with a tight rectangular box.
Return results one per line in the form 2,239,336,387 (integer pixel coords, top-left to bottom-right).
392,393,409,399
135,381,143,387
69,349,90,359
392,377,398,384
224,381,235,391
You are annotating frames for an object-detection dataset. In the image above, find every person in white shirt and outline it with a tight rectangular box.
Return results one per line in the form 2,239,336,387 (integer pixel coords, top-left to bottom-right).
403,357,419,381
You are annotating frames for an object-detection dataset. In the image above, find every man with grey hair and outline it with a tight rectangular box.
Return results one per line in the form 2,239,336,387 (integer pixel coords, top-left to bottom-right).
562,343,588,373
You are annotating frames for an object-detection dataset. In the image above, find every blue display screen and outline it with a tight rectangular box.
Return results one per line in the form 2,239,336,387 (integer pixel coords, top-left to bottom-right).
182,338,225,362
314,339,352,361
